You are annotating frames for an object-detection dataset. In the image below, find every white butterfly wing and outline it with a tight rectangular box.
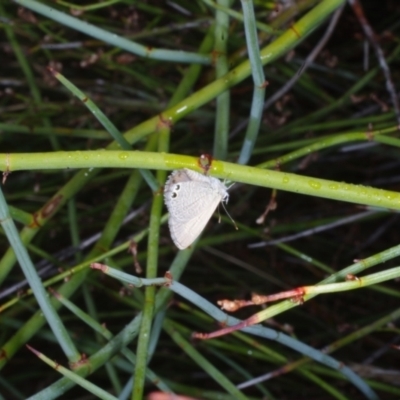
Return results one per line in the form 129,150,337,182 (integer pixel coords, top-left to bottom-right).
167,182,223,249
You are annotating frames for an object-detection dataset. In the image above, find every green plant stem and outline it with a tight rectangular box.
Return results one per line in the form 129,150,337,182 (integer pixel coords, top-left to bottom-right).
0,19,215,381
117,0,346,148
0,0,344,289
0,3,60,150
53,288,173,393
29,247,196,399
12,0,211,65
53,72,131,150
163,320,248,400
238,0,266,165
213,0,231,160
26,345,118,400
201,0,275,34
130,16,215,395
0,187,80,362
132,170,164,400
2,150,400,211
97,265,378,400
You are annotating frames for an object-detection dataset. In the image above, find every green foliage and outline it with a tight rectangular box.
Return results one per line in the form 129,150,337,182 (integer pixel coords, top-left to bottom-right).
1,0,400,399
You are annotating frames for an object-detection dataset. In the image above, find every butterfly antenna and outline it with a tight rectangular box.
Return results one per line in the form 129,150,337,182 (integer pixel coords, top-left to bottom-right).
224,180,235,190
219,180,237,229
220,202,238,230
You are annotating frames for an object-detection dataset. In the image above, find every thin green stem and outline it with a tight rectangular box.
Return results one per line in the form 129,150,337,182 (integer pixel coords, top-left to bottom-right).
0,3,60,150
29,246,197,399
213,0,231,160
238,0,266,165
2,149,400,211
27,345,118,400
13,0,211,65
0,187,80,362
164,319,248,400
201,0,275,34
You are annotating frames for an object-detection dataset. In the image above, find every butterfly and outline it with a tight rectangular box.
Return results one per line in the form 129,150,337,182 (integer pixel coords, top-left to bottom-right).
164,169,230,249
